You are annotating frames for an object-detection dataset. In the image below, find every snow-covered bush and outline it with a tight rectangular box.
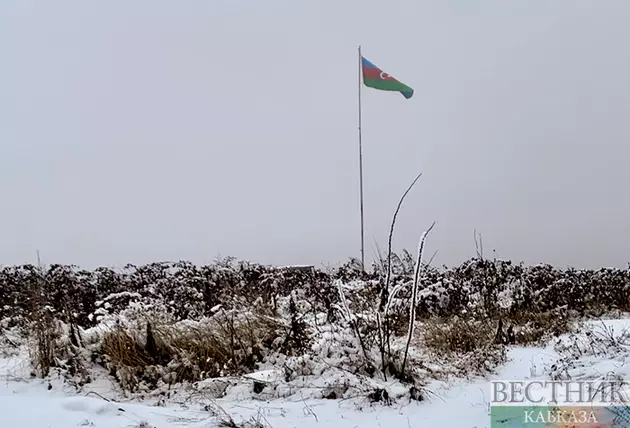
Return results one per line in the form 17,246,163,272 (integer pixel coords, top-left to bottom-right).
2,257,629,329
2,254,630,398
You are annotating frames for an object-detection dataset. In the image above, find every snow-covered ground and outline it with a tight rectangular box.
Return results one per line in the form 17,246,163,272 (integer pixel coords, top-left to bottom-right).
4,318,629,428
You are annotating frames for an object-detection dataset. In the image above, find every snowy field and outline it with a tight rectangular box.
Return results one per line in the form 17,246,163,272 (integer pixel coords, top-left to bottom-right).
3,318,630,428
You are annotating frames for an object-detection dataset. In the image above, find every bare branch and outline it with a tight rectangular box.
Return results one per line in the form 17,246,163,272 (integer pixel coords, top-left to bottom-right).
401,221,436,374
474,229,484,260
426,249,439,268
382,172,423,311
335,279,370,365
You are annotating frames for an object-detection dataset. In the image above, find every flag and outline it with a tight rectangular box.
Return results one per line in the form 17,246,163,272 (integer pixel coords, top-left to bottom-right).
361,56,414,99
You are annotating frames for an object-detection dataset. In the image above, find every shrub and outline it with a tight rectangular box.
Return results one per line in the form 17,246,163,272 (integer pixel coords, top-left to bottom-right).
423,317,495,354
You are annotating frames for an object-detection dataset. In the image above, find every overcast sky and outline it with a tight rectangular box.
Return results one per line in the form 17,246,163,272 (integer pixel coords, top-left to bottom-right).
2,1,630,270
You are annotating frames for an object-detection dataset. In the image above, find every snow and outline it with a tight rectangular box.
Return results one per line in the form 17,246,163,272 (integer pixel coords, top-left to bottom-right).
2,318,630,427
0,392,196,428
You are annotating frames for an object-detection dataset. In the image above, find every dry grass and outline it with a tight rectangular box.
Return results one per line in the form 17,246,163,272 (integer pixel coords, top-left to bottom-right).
420,311,573,377
218,409,269,428
506,310,573,346
154,310,281,379
98,309,284,390
102,328,152,368
420,316,508,377
422,310,573,355
422,317,495,354
30,309,62,377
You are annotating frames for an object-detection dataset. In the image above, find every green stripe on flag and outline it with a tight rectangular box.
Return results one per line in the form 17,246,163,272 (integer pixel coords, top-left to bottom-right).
363,78,413,94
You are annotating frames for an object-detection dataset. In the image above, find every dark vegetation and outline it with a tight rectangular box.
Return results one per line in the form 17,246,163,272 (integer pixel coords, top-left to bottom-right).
3,257,627,331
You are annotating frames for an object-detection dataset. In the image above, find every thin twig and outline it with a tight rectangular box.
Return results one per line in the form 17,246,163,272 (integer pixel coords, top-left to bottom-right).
382,172,423,311
336,280,370,365
401,221,436,373
379,171,423,377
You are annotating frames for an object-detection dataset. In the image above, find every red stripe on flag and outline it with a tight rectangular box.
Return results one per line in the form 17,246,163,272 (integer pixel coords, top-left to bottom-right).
362,67,398,82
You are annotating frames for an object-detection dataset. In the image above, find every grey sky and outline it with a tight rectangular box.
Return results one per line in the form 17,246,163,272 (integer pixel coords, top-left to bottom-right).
2,1,630,270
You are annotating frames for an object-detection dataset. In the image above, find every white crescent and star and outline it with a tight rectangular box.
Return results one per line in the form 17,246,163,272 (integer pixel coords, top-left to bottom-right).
379,71,391,80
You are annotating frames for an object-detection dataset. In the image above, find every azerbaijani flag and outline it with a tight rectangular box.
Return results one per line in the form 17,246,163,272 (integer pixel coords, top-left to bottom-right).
361,56,414,99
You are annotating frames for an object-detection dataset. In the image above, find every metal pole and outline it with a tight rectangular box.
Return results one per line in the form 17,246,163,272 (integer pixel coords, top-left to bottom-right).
358,45,365,269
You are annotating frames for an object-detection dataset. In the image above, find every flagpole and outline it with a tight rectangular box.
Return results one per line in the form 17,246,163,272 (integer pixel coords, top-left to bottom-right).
358,45,365,269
